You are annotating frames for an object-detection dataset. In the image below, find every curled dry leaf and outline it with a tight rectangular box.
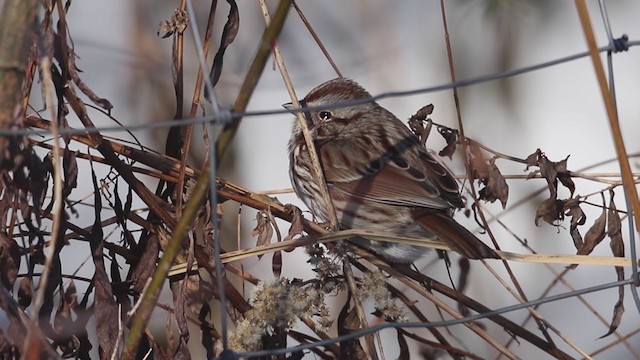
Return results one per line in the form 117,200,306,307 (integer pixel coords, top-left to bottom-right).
468,142,489,180
563,197,586,250
524,148,542,170
538,156,558,199
283,205,305,243
478,158,509,209
17,277,32,308
407,104,434,144
577,205,606,256
251,211,273,259
601,191,625,338
535,198,563,226
0,234,20,290
397,330,410,360
207,0,239,94
157,8,189,38
568,202,607,270
554,157,575,196
437,126,458,159
272,251,282,278
337,296,367,360
532,151,574,200
63,149,78,198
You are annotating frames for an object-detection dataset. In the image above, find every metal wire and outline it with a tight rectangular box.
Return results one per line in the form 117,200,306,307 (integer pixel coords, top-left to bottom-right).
8,40,639,138
239,277,635,358
186,0,230,350
597,0,640,317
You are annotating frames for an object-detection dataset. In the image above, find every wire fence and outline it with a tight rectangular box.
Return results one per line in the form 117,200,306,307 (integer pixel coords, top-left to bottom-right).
2,0,640,359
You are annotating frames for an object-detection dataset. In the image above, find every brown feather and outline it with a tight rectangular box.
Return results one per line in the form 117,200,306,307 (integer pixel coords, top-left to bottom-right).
412,209,499,259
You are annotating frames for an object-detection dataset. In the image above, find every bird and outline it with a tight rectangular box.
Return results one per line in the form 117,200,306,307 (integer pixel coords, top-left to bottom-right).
285,78,498,263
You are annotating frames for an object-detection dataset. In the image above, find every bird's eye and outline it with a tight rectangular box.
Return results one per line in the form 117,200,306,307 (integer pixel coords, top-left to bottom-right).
318,111,332,121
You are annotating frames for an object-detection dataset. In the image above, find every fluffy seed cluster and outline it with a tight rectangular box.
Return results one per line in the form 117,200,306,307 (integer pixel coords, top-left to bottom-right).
229,278,330,352
361,271,407,322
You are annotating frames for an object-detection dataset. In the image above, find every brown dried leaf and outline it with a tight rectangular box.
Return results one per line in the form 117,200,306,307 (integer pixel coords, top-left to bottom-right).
600,191,625,338
563,197,586,250
272,251,282,278
535,198,563,226
479,159,509,208
252,211,273,259
468,142,489,180
0,234,20,289
18,277,32,308
437,126,458,159
576,206,607,256
89,165,119,356
337,296,367,359
555,156,575,196
408,104,434,145
538,155,558,199
130,232,160,294
601,292,624,338
607,193,624,258
207,0,239,95
344,307,362,331
63,149,78,197
397,330,410,360
157,9,188,38
283,205,305,243
524,148,542,170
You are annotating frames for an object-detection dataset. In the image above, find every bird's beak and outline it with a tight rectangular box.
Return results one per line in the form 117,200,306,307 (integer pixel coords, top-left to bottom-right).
282,102,295,113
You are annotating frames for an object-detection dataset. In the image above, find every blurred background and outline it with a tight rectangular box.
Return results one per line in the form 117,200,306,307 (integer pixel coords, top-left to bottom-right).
9,0,640,358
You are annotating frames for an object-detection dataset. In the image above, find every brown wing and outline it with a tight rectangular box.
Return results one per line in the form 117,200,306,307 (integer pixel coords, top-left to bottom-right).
413,210,499,259
319,132,463,210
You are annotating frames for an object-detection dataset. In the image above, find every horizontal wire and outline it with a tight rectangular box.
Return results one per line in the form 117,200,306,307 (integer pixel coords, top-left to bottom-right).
239,277,634,358
9,40,638,138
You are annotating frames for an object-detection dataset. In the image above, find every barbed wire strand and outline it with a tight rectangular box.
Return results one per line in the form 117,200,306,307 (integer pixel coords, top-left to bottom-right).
238,278,634,358
12,40,638,138
185,0,230,351
597,0,640,317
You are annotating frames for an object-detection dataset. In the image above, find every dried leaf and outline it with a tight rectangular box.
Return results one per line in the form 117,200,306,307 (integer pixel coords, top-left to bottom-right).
206,0,239,96
524,148,542,170
0,232,21,290
572,204,607,266
479,159,509,208
0,234,20,289
535,198,563,226
89,164,119,357
18,277,32,308
397,330,410,360
337,295,367,359
63,149,78,197
251,211,273,259
437,126,458,159
272,251,282,278
563,197,586,250
601,190,625,338
157,9,188,38
467,142,489,181
130,232,160,294
283,205,305,243
607,193,624,258
555,156,575,196
408,104,434,144
538,155,558,199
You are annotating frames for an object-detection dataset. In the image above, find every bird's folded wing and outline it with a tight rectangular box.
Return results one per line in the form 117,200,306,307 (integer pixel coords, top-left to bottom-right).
413,210,499,259
321,142,455,209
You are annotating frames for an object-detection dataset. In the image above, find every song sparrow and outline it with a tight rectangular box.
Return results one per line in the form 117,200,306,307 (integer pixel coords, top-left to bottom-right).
286,78,498,263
